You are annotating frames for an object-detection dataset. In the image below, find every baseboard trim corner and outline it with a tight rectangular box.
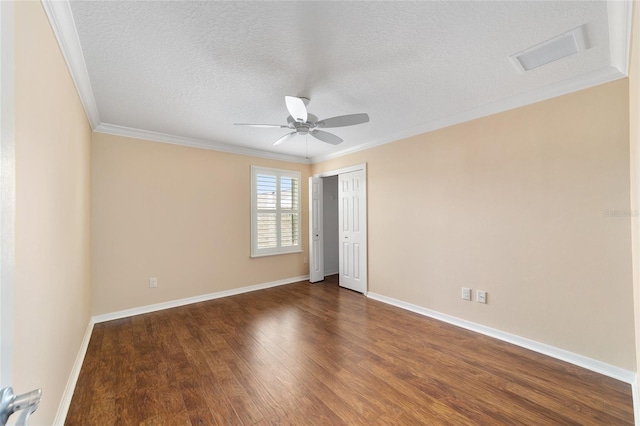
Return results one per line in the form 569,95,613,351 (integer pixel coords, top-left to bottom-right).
53,318,95,425
93,275,310,324
366,292,635,385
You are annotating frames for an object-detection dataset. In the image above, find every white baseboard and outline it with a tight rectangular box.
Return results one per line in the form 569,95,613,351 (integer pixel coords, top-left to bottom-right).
367,292,636,385
53,275,309,424
93,275,310,324
324,269,339,276
632,379,640,426
53,319,95,425
54,281,637,424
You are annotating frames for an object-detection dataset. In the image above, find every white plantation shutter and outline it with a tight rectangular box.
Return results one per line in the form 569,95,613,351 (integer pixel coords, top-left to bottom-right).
251,166,301,256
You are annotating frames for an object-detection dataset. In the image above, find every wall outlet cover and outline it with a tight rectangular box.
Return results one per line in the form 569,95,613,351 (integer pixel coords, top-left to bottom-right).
462,287,472,301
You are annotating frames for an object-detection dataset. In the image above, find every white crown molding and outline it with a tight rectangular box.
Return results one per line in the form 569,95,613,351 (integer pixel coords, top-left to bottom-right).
92,275,310,324
367,292,636,385
53,319,94,426
312,65,626,163
95,123,311,164
44,0,632,166
311,2,634,164
41,0,100,129
608,0,633,75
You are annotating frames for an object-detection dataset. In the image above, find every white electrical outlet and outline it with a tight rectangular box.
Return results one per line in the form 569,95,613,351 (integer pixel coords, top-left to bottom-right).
303,256,308,264
477,290,487,304
461,287,472,301
149,277,158,288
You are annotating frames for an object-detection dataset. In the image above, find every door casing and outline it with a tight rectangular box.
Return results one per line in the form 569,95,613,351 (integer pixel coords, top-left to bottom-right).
309,163,368,294
0,0,16,388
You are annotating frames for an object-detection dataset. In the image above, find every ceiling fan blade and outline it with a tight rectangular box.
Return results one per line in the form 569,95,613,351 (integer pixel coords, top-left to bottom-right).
273,132,297,146
285,96,308,123
317,113,369,128
311,130,343,145
234,123,289,128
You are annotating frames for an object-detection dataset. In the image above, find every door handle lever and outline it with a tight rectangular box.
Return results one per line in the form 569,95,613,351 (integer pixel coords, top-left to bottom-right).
0,387,42,426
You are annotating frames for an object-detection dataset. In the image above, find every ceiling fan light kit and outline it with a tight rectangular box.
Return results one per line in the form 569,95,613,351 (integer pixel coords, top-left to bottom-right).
235,96,370,146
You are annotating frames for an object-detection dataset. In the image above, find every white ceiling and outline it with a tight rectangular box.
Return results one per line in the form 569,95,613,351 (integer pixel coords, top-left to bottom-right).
45,1,631,163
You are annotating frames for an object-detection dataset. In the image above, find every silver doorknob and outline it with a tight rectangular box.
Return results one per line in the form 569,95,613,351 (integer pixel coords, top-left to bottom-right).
0,387,42,426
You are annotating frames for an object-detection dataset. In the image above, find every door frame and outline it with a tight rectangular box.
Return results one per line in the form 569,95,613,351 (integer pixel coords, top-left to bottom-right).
0,0,16,388
310,163,368,294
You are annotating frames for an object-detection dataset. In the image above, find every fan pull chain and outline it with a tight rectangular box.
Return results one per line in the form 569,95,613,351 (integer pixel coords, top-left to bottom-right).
306,134,309,160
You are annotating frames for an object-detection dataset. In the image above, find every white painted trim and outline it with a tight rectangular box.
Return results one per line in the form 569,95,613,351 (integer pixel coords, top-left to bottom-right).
367,292,636,385
249,250,304,258
251,166,303,257
314,163,367,178
323,269,339,276
53,275,308,422
53,319,94,425
0,0,15,390
632,379,640,426
313,163,369,294
40,0,312,164
311,66,625,163
95,123,310,164
43,0,633,167
41,0,100,129
93,275,309,324
608,0,633,75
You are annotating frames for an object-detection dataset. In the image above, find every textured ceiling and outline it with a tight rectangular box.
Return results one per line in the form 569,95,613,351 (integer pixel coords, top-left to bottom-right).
59,1,627,163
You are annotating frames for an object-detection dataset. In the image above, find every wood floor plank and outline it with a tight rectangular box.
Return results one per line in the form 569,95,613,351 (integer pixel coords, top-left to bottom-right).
114,390,139,426
65,276,634,425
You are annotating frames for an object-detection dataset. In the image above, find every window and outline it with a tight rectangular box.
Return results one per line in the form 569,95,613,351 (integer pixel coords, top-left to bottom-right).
251,166,301,257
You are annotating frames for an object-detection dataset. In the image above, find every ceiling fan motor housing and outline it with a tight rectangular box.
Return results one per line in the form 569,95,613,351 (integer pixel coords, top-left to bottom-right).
291,121,317,135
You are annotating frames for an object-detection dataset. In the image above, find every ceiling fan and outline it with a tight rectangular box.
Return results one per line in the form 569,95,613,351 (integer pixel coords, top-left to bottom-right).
234,96,370,146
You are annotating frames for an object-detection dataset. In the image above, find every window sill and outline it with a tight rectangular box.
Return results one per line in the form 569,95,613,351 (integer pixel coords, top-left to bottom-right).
251,249,303,258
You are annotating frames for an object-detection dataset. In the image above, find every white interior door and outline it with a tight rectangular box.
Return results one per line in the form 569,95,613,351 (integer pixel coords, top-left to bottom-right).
339,170,367,293
309,177,324,283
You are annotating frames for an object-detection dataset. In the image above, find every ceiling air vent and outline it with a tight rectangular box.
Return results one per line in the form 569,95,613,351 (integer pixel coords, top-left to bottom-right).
510,25,589,72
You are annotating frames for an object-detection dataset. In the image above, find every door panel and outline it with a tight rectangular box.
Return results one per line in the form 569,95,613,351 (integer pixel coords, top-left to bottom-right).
338,170,367,293
309,177,324,283
353,243,360,279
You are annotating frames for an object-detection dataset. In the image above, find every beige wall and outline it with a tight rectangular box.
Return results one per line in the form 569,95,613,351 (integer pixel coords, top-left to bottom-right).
314,79,635,370
9,1,637,421
14,1,92,424
91,133,310,315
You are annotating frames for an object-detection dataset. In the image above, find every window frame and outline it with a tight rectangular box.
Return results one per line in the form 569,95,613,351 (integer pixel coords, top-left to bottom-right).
251,166,302,257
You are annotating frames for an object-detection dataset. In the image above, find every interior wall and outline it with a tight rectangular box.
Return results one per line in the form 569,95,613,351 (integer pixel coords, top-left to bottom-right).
312,79,634,370
91,133,310,315
323,175,339,275
14,2,92,423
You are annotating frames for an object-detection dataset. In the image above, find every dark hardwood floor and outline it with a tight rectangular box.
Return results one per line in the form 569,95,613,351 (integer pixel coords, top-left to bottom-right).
65,275,634,425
